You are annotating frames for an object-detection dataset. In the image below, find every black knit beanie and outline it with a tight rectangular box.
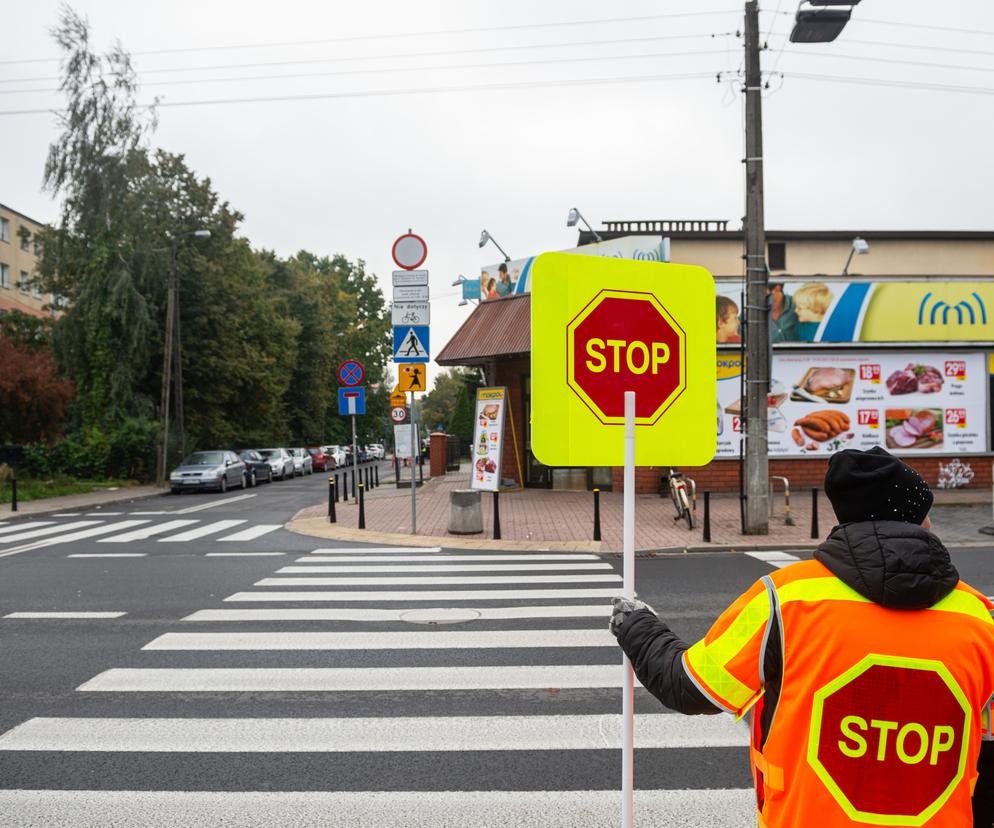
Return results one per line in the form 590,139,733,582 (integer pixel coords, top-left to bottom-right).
824,446,933,525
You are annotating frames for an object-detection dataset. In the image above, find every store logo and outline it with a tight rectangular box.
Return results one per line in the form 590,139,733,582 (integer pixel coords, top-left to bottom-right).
917,292,987,326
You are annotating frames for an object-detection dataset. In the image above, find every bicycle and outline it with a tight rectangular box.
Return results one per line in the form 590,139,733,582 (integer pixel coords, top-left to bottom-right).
668,468,695,530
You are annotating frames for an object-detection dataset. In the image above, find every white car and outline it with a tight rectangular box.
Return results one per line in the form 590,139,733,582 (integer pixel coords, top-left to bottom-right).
366,443,385,460
288,447,313,476
323,445,347,467
258,448,294,481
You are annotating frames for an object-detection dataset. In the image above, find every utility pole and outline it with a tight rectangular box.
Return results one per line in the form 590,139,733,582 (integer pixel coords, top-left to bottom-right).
156,248,178,488
743,0,770,534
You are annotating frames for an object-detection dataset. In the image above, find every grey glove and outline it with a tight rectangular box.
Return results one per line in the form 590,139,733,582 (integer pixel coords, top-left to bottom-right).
609,596,656,638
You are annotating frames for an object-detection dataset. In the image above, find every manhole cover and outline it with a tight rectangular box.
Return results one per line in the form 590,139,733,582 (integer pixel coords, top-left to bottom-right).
400,608,481,625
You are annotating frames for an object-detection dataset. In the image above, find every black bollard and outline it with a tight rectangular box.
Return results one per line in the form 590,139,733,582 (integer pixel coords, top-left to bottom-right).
810,487,819,540
592,488,601,542
419,453,424,485
374,463,379,487
366,466,371,489
492,490,501,540
351,469,356,499
328,478,337,524
358,483,366,529
703,491,711,543
10,477,17,513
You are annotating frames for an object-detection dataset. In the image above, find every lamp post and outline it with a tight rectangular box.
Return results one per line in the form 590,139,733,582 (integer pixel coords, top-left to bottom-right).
842,236,870,276
156,228,211,488
478,229,511,263
566,207,603,242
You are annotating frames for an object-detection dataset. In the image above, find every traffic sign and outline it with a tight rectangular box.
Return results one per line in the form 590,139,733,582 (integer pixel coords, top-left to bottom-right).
392,233,428,270
337,386,366,416
397,363,428,393
392,326,429,363
393,285,430,302
337,359,364,387
390,385,407,407
808,655,969,824
530,252,715,466
392,302,430,326
392,270,429,287
390,406,408,424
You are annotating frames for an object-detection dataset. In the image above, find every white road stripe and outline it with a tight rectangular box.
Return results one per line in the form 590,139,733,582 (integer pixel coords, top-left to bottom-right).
175,494,256,514
142,629,616,651
0,520,151,557
79,665,627,692
0,521,98,543
0,714,746,752
3,612,126,619
255,574,621,587
218,524,281,542
225,588,622,602
182,605,612,622
205,552,285,557
85,512,123,516
0,521,53,536
68,553,147,558
130,511,169,515
51,513,78,517
311,546,442,554
159,520,245,542
277,563,614,574
97,520,199,543
302,554,600,562
745,550,801,569
0,789,755,828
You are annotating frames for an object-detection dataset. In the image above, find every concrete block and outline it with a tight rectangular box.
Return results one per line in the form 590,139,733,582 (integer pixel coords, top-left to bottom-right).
448,489,483,534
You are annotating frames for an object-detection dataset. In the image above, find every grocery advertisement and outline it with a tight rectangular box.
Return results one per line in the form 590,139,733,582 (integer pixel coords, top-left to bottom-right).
715,351,988,458
471,387,507,491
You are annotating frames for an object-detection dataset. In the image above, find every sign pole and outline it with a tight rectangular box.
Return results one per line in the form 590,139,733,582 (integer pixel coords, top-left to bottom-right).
622,390,635,828
410,391,417,533
351,413,358,504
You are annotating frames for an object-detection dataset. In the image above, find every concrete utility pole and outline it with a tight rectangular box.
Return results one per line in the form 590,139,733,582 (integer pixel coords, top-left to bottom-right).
156,251,178,488
743,0,770,534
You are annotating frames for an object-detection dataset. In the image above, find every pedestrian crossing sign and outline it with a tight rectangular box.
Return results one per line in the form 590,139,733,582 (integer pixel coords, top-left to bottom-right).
392,325,429,363
397,364,428,393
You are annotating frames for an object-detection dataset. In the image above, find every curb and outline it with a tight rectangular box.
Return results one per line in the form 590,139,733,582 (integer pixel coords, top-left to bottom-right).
0,488,168,521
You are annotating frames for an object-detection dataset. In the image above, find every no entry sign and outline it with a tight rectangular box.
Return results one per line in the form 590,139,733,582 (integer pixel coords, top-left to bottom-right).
530,252,715,466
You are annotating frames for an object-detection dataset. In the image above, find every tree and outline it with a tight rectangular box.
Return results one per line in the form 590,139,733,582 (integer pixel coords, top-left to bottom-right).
449,383,474,450
420,368,478,432
0,336,74,444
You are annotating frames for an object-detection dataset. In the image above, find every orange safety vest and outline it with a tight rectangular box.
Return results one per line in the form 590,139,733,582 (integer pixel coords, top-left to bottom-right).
683,559,994,827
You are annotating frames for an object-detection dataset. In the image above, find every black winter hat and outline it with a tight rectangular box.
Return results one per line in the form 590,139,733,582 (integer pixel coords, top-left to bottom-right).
824,446,933,525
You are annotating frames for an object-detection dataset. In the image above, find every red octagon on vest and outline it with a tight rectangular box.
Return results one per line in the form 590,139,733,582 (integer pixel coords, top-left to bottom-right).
566,290,686,425
808,655,971,826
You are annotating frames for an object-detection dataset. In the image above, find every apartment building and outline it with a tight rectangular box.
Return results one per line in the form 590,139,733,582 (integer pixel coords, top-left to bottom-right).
0,202,55,319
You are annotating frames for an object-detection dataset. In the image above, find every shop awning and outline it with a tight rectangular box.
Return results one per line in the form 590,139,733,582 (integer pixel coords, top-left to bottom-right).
436,292,530,366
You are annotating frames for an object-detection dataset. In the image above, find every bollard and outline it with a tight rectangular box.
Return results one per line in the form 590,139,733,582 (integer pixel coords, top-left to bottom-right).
366,465,371,489
358,483,366,529
328,478,337,524
11,477,17,513
784,483,795,526
374,463,379,488
419,453,424,485
492,490,501,540
703,491,711,543
351,469,356,499
593,488,601,542
339,472,346,502
810,487,819,540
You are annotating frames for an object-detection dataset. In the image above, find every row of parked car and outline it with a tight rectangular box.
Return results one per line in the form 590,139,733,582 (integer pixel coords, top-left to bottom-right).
169,444,386,494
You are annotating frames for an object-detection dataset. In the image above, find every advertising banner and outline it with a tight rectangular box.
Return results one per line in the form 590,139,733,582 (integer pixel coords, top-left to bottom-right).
715,280,994,344
394,423,417,459
716,350,988,458
470,387,507,491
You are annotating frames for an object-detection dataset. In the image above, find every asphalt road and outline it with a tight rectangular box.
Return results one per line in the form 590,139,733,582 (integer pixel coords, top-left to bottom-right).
0,475,991,827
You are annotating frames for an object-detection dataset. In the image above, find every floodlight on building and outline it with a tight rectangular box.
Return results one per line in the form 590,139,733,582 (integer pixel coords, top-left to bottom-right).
842,236,870,275
478,229,511,262
789,1,860,44
566,207,602,242
452,275,466,287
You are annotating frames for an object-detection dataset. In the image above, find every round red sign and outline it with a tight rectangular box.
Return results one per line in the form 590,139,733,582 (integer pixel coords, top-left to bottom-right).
390,406,408,424
566,290,686,425
392,233,428,270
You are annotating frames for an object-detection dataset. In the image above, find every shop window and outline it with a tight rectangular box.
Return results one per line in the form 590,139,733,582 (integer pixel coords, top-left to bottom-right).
768,242,786,271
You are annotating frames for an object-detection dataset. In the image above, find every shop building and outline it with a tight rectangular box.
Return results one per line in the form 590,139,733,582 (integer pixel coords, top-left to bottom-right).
437,221,994,492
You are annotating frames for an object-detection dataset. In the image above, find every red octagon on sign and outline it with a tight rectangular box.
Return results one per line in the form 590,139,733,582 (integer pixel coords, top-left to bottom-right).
808,655,970,826
567,289,686,425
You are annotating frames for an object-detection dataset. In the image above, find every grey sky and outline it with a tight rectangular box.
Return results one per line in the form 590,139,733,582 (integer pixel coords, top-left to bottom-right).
2,1,992,370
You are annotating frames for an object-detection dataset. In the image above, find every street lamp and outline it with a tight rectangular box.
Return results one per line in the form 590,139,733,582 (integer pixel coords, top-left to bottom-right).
156,228,212,488
790,0,861,43
842,236,870,276
566,207,602,242
478,229,511,262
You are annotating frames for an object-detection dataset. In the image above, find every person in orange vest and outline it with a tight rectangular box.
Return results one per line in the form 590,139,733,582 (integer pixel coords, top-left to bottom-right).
611,447,994,826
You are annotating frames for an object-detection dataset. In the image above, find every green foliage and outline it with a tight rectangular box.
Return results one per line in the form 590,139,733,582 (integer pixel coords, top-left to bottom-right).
449,384,474,448
0,335,74,443
23,418,158,481
0,311,54,352
420,368,479,433
0,475,135,505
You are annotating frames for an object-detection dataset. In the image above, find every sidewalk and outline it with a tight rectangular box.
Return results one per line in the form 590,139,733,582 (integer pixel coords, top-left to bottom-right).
290,470,994,552
0,485,166,519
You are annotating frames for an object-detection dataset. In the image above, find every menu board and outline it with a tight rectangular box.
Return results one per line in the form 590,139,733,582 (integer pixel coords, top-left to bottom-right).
471,387,507,491
715,351,988,458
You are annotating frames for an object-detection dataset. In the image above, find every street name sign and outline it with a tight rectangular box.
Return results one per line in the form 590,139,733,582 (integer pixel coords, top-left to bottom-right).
392,302,430,326
530,252,715,466
392,269,429,287
392,325,430,363
393,285,430,302
337,386,366,416
397,363,428,393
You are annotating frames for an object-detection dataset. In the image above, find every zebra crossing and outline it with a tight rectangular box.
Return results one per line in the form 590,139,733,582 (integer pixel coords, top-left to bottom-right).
0,545,756,827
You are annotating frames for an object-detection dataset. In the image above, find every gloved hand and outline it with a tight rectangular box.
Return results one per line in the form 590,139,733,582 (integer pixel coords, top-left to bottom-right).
609,596,656,638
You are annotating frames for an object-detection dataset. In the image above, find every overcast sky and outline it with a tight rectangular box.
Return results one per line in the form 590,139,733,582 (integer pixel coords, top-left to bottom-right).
2,0,992,371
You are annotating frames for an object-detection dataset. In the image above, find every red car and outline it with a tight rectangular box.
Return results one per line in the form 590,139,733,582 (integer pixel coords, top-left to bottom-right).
307,447,335,472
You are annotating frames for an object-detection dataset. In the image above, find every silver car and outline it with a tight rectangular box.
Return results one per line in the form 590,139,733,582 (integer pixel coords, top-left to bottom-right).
288,448,313,476
258,448,295,481
170,450,247,494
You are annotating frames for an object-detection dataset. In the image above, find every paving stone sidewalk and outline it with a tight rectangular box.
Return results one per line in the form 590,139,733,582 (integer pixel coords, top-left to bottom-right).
295,470,994,552
0,485,166,518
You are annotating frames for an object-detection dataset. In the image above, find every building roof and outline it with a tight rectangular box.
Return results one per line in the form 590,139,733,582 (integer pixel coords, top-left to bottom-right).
0,203,48,229
436,292,530,366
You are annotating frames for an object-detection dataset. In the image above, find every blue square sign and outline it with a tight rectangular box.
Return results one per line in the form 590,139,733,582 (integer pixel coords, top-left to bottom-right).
338,386,366,416
392,325,430,363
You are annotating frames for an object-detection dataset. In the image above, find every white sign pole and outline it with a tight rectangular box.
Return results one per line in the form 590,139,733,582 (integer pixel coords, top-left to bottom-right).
351,414,358,504
410,391,417,534
622,389,635,828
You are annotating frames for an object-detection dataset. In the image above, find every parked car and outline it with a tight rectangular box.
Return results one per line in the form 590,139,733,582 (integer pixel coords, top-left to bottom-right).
170,450,246,494
345,445,369,465
307,447,334,472
258,448,295,481
366,443,385,460
238,449,274,486
288,447,313,476
323,445,346,467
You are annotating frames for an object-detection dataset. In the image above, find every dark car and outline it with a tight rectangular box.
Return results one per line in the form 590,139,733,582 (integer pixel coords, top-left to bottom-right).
169,450,246,494
307,447,334,472
344,445,369,465
238,449,274,486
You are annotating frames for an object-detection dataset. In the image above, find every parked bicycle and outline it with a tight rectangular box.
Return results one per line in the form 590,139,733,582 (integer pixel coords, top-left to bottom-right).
668,468,695,530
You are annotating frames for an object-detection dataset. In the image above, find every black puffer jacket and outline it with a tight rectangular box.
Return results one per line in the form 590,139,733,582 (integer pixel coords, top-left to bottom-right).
616,520,994,824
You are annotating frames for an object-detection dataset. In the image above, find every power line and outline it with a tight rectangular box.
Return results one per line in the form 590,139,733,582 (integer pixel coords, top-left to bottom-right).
0,48,731,97
0,9,742,66
781,49,994,75
779,70,994,96
842,37,994,58
0,32,737,85
852,17,994,38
